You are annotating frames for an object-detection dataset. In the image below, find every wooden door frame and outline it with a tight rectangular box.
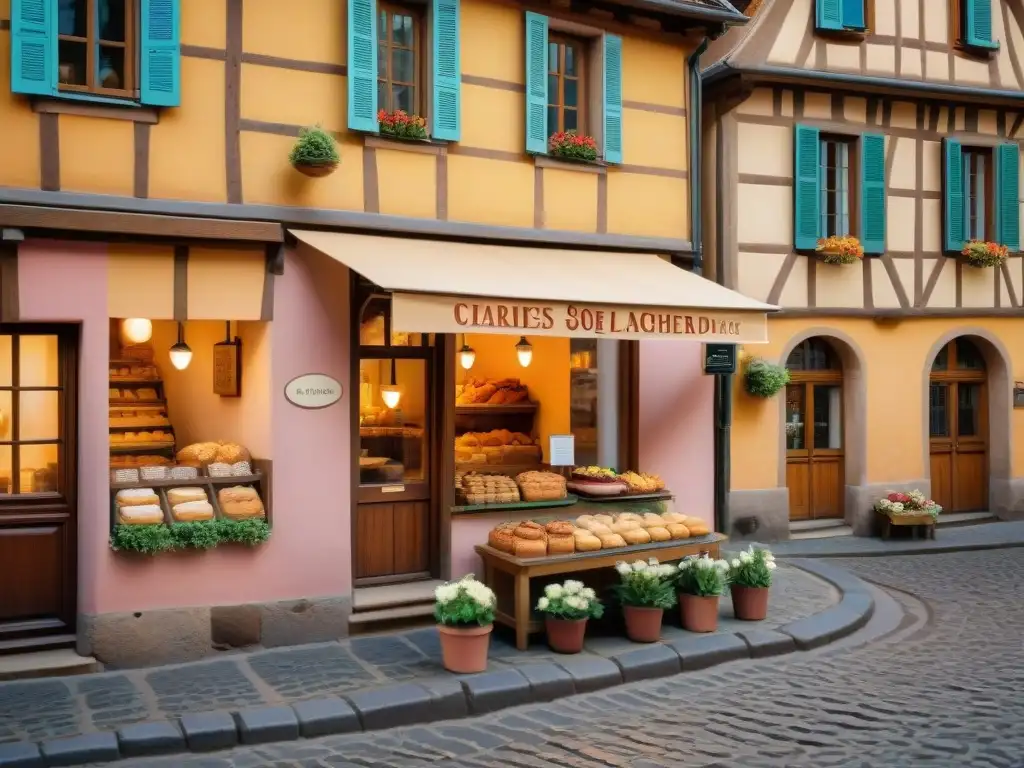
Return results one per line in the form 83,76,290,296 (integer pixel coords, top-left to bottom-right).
785,367,845,520
0,323,79,646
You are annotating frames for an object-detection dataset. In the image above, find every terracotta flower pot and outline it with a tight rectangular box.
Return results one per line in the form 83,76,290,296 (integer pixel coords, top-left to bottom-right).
730,585,769,621
545,617,588,654
293,161,338,178
622,605,663,643
679,593,720,633
437,623,492,673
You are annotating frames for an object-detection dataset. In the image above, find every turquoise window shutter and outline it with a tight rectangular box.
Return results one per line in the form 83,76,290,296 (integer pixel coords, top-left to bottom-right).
524,12,548,154
431,0,460,141
841,0,865,29
965,0,999,49
859,133,886,254
140,0,180,106
10,0,56,96
794,125,822,250
602,34,623,164
995,142,1020,252
815,0,843,31
347,0,378,132
943,139,965,252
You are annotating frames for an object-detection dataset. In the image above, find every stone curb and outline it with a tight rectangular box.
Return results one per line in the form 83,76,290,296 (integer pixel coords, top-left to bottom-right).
772,538,1024,559
0,563,874,767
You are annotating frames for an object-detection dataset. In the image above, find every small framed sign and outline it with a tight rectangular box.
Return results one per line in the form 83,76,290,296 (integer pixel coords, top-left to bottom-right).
213,338,242,397
549,434,575,466
703,343,737,375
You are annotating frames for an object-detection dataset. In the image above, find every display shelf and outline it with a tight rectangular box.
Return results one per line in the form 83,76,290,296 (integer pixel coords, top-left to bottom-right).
108,422,172,431
109,442,176,453
456,462,545,474
452,494,578,514
455,403,538,415
567,489,673,503
109,399,167,408
109,378,162,385
111,473,264,490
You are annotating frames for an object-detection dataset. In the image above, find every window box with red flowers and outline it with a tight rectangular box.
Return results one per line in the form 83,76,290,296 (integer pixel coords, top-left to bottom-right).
961,240,1009,268
377,110,429,141
814,235,864,265
548,131,599,164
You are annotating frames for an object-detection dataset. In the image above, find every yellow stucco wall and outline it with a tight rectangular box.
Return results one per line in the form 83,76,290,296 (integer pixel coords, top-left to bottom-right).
0,0,692,240
732,317,1024,491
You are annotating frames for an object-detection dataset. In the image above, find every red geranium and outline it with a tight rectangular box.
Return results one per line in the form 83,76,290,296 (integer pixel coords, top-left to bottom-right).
548,131,599,162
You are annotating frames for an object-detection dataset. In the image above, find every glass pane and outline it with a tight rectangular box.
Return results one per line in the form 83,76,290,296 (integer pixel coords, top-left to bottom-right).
98,46,125,90
565,45,577,76
564,78,578,108
20,336,59,387
548,42,559,72
392,84,414,114
547,74,559,105
929,383,949,438
547,106,559,136
807,339,832,370
359,358,428,485
812,385,842,449
570,339,598,467
20,391,59,441
58,40,88,85
98,0,126,42
786,344,805,371
564,108,578,132
931,345,949,371
392,13,414,47
377,80,388,112
20,443,59,493
0,336,11,386
58,0,89,37
957,384,981,437
785,385,805,450
0,445,10,493
392,49,414,84
379,10,387,40
955,338,984,370
377,42,387,78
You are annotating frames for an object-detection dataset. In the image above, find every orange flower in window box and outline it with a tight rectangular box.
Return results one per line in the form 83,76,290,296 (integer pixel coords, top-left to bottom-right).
548,131,599,163
377,109,428,140
815,235,864,265
961,240,1009,268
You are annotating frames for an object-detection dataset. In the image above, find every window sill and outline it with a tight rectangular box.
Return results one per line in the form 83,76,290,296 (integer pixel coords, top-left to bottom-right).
534,155,607,175
364,134,448,156
32,98,159,124
815,27,870,42
955,41,999,59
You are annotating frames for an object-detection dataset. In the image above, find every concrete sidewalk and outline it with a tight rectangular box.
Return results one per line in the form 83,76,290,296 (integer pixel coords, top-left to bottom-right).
0,561,872,767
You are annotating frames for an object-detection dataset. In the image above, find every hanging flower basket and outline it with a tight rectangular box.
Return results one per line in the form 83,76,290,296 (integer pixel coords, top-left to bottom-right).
549,131,599,163
289,125,340,178
377,110,428,140
744,358,790,398
961,240,1009,268
815,235,864,265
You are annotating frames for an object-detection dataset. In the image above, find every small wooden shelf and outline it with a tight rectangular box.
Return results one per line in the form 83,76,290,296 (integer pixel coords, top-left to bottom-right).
108,423,172,431
111,473,263,491
456,462,544,474
455,403,538,415
109,378,162,385
109,442,176,453
109,399,167,408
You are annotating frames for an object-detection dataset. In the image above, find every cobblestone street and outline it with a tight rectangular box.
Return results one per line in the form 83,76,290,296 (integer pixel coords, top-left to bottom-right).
114,550,1024,767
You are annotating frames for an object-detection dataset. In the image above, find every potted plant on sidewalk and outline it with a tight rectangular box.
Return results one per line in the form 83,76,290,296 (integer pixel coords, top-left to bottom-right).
613,558,677,643
537,579,604,654
726,546,777,621
289,125,340,177
434,575,496,674
675,555,730,633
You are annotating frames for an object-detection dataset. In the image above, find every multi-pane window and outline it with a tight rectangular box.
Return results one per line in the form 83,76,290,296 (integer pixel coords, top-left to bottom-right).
377,3,420,114
819,137,853,238
951,0,999,50
546,34,586,137
57,0,136,98
963,149,990,241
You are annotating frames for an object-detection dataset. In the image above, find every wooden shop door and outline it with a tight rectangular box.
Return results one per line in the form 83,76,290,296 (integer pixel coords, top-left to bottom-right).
784,339,845,521
0,326,79,653
929,339,988,514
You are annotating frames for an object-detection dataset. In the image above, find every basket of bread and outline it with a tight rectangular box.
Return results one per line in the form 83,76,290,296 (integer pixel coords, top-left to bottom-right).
456,377,531,405
457,471,521,505
485,510,712,558
515,471,567,502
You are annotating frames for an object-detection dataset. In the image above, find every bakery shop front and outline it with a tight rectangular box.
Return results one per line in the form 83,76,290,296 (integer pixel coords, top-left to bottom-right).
292,231,775,642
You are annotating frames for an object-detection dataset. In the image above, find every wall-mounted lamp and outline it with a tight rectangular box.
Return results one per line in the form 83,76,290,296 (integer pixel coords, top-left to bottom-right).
458,333,476,370
122,318,153,344
168,322,193,371
515,336,533,368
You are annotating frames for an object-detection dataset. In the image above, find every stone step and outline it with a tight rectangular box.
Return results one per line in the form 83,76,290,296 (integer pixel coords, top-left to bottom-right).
937,512,998,528
351,579,444,613
0,648,99,681
789,524,854,541
347,602,436,636
789,519,848,532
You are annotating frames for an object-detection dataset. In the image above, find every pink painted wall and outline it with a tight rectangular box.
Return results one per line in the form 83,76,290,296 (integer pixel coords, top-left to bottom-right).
638,340,714,526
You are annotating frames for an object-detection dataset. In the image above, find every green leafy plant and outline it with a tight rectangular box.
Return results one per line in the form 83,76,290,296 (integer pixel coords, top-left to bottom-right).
216,518,272,546
289,125,340,167
434,575,496,627
674,555,730,596
724,546,776,589
612,558,677,609
377,109,428,140
170,520,222,550
110,524,174,554
536,580,605,621
961,240,1009,268
548,131,599,162
744,358,790,398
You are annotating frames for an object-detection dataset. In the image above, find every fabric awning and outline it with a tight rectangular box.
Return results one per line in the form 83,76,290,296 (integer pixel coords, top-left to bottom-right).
291,230,777,344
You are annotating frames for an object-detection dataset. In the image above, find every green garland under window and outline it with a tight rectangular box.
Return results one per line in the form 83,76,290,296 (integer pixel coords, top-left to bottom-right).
110,519,272,555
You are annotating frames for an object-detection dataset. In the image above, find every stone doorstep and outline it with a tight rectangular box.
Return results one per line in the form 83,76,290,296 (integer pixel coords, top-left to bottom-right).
9,565,874,766
0,649,99,682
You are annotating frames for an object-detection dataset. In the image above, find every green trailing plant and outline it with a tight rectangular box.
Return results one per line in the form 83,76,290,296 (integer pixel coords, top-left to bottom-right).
110,524,174,554
170,520,222,551
612,558,677,609
536,580,604,621
434,575,496,627
674,555,730,597
725,546,777,589
216,518,272,546
744,358,790,398
289,125,340,167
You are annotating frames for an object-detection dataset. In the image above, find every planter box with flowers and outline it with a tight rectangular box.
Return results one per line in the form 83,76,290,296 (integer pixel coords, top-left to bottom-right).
536,579,604,654
549,131,599,163
874,490,941,539
961,240,1009,268
377,109,428,141
815,235,865,265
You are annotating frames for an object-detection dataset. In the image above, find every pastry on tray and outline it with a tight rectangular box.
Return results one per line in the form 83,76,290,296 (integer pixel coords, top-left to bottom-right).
115,488,160,507
487,523,516,553
598,533,627,549
572,528,602,551
172,500,214,522
546,533,575,554
622,528,651,545
117,504,164,525
648,526,672,542
618,471,666,493
513,521,545,541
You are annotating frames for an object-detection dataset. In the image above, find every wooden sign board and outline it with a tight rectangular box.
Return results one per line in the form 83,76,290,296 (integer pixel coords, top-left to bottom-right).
213,339,242,397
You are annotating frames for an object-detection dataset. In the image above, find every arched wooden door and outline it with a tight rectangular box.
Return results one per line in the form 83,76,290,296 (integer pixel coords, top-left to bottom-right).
929,338,987,513
784,338,845,520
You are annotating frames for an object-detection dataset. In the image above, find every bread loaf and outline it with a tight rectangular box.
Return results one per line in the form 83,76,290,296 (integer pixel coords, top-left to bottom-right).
118,504,164,525
514,521,545,541
115,488,160,507
598,533,626,549
573,530,602,551
172,500,214,522
666,523,691,539
611,520,641,534
648,526,672,542
544,520,574,536
512,537,546,557
220,498,265,520
488,524,515,553
585,522,612,536
594,514,615,526
661,512,687,524
218,486,260,504
546,535,575,554
642,513,668,528
622,528,651,545
167,487,208,506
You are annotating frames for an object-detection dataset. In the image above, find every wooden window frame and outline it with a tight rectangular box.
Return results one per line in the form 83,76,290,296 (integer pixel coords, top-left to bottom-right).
815,0,876,37
819,133,860,239
961,146,995,242
377,1,425,119
547,33,588,138
57,0,137,100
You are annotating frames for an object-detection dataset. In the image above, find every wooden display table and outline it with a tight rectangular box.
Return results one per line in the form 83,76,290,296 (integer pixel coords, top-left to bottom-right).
476,533,726,650
878,510,936,540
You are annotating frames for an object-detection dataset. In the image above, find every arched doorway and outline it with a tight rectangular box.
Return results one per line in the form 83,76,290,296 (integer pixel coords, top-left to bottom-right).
784,338,844,520
929,337,988,513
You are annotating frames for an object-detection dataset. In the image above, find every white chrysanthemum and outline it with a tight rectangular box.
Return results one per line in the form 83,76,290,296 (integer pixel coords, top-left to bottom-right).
739,551,753,563
568,596,586,611
564,580,584,594
465,581,495,607
537,596,550,611
545,583,564,599
435,584,459,604
767,561,777,570
697,557,714,570
714,559,729,571
731,558,741,568
581,587,597,600
648,557,660,566
632,560,648,572
890,502,904,512
615,562,632,576
658,564,676,578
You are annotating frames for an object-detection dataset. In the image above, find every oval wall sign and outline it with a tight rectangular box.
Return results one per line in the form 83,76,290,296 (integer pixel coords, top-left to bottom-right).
284,373,344,409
